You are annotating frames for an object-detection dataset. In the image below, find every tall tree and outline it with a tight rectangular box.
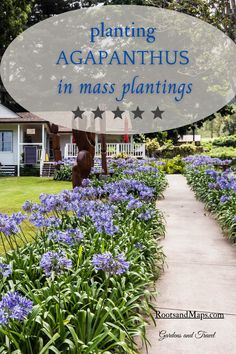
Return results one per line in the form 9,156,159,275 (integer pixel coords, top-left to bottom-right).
28,0,80,25
168,0,235,41
0,0,31,56
0,0,32,107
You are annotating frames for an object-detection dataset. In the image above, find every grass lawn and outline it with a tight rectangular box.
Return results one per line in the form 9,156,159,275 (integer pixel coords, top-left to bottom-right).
0,177,71,214
0,177,71,254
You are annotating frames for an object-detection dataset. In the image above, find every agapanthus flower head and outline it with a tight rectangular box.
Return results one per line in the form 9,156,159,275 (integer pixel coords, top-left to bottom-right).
40,250,72,276
91,166,103,175
75,200,119,236
138,209,155,221
208,182,218,190
123,169,136,175
63,158,75,166
81,178,91,187
205,169,218,179
11,212,27,225
0,291,33,325
49,228,83,245
109,191,129,203
127,198,143,210
29,213,61,228
39,193,72,213
22,200,39,213
0,263,12,277
92,252,129,275
220,195,232,203
0,214,19,235
136,165,158,173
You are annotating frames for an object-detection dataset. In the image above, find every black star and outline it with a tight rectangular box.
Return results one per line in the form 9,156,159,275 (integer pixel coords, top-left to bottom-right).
112,106,124,119
152,106,164,119
92,106,104,119
131,106,144,119
72,106,85,119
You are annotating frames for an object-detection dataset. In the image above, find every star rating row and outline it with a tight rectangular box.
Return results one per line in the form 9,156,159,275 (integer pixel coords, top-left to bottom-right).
72,106,164,120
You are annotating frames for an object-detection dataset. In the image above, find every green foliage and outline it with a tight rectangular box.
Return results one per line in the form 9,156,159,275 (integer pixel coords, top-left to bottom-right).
160,155,185,174
145,138,160,156
207,147,236,160
168,0,235,40
222,109,236,135
196,136,236,160
113,152,129,159
0,0,31,54
212,135,236,148
54,165,72,181
111,0,235,41
197,105,236,139
156,143,203,158
185,165,236,242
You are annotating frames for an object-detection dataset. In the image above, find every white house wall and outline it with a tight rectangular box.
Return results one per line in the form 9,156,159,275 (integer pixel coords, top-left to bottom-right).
0,124,18,165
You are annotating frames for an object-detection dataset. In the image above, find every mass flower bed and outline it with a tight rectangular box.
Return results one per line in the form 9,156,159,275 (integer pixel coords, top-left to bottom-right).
185,155,236,242
0,158,167,353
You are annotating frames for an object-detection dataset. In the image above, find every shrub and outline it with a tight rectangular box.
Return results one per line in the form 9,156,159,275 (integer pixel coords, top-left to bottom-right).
160,155,185,174
53,159,76,181
145,138,160,156
207,147,236,160
212,135,236,148
156,144,203,158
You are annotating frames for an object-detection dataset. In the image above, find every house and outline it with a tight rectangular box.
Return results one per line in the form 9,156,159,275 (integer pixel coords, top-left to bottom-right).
0,104,145,176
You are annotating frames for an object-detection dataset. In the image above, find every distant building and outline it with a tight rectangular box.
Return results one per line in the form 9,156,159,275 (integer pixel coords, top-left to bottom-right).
0,105,145,176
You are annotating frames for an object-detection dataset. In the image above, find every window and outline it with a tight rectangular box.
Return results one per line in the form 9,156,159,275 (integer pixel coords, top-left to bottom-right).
0,131,13,152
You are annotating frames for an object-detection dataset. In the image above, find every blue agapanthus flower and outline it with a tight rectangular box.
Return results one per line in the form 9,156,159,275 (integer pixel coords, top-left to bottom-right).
40,250,72,276
49,229,84,245
138,209,155,221
92,252,130,275
220,195,232,203
134,242,145,250
0,213,25,236
29,213,61,228
0,263,12,277
127,198,143,210
0,291,33,325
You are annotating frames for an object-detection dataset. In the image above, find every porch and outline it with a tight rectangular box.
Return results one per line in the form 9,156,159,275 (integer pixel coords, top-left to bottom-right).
64,143,146,159
17,123,49,177
0,120,49,176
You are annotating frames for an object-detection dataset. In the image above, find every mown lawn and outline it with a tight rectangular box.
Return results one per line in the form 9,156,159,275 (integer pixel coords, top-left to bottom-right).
0,177,71,253
0,177,71,214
